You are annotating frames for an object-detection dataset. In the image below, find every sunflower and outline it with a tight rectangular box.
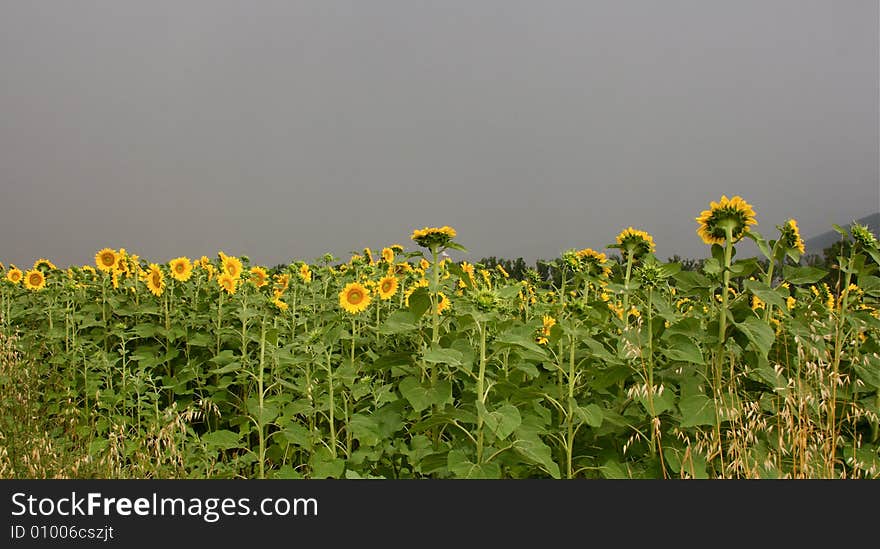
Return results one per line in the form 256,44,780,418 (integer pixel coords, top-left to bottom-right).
496,264,510,278
381,247,395,264
272,296,289,311
299,263,312,284
377,275,399,300
203,263,216,281
850,222,879,250
273,273,291,295
363,247,375,265
410,226,457,249
695,195,757,246
218,273,237,295
6,267,23,285
32,258,56,272
111,269,121,290
575,248,612,278
95,248,119,273
339,282,372,314
612,227,656,259
419,258,430,271
249,266,269,288
390,244,405,254
23,269,46,291
220,253,243,279
144,263,165,297
536,315,556,345
436,292,450,314
777,219,805,255
169,257,194,282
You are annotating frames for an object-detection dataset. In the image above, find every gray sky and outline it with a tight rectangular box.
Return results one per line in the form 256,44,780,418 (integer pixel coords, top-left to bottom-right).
1,1,878,268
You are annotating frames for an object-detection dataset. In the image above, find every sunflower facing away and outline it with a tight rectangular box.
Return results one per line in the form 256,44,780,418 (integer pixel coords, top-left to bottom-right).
778,219,805,255
436,292,450,315
612,227,656,259
695,195,757,246
169,257,194,282
6,267,23,285
377,275,399,300
339,282,372,314
576,248,613,278
410,226,457,249
24,269,46,291
218,273,237,295
144,263,165,297
95,248,119,273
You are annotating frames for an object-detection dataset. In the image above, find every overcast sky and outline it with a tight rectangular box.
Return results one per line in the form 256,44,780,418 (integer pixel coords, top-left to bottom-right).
1,1,878,268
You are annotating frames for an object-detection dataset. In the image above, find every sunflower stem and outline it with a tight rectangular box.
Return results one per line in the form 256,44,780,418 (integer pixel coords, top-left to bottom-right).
622,253,634,324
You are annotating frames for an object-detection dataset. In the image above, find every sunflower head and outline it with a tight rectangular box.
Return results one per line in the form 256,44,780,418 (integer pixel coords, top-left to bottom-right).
381,247,395,264
299,263,312,284
249,266,269,288
169,257,194,282
436,292,450,314
777,219,805,255
611,227,656,260
272,296,289,311
32,258,57,273
410,226,457,250
575,248,612,279
218,273,237,295
220,253,243,279
850,222,879,251
377,275,399,300
6,267,23,285
24,269,46,291
144,263,165,297
273,273,291,295
339,282,372,314
695,195,757,246
363,248,375,265
95,248,119,273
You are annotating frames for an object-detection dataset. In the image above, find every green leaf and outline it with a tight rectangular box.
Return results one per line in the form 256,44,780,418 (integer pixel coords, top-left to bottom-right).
782,265,829,285
513,437,561,479
736,316,776,358
743,279,788,310
407,287,432,318
663,334,704,364
573,402,603,428
422,346,463,367
477,402,522,441
854,355,880,390
673,271,712,292
377,310,420,334
399,376,447,413
201,430,243,450
678,394,716,427
309,449,345,479
447,450,501,479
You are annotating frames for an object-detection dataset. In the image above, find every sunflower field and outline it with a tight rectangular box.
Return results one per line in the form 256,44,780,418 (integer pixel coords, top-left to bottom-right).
1,197,879,479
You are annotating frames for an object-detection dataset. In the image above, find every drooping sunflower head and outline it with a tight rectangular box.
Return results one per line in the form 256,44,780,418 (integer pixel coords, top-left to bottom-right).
778,219,805,255
410,226,457,250
381,247,395,264
299,263,312,284
95,248,119,273
576,248,612,279
377,275,399,300
495,264,510,278
339,282,372,314
390,244,405,254
363,247,375,265
32,258,57,273
144,263,165,297
695,195,757,246
249,266,269,288
272,296,289,311
6,266,23,285
218,273,237,295
850,222,879,251
220,254,243,279
612,227,656,260
168,257,193,282
273,273,291,295
24,269,46,291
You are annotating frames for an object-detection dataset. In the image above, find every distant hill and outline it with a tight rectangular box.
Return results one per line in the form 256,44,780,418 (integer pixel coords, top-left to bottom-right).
803,212,880,256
